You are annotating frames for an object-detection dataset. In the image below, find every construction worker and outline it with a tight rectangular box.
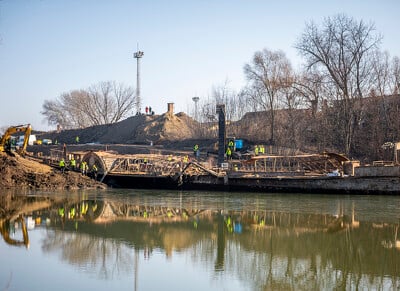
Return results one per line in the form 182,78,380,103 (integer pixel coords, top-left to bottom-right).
259,145,265,155
228,139,234,150
58,206,65,218
69,207,75,219
193,144,199,159
254,145,259,156
224,215,233,233
59,158,65,173
183,155,189,164
80,161,87,176
226,147,232,160
92,164,98,180
75,136,79,144
80,202,88,216
70,156,76,171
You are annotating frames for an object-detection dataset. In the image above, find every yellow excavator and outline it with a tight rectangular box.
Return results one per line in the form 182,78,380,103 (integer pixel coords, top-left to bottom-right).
0,124,32,155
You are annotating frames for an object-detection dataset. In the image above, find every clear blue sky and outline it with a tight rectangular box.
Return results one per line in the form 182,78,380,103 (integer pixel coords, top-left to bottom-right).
0,0,399,131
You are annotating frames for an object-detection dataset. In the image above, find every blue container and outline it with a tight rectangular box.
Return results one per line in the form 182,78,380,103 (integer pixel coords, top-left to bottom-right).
235,139,243,150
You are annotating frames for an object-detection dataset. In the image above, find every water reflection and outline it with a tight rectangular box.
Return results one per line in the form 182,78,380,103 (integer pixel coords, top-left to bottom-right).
1,189,400,290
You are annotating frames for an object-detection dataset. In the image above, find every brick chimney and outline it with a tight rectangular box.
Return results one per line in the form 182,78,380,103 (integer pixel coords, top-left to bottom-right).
167,103,174,115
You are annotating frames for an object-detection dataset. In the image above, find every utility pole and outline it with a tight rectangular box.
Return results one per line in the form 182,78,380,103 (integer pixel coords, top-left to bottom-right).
134,48,144,115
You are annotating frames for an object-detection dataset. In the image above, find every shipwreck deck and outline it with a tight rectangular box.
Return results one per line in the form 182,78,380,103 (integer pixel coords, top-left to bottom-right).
39,149,400,194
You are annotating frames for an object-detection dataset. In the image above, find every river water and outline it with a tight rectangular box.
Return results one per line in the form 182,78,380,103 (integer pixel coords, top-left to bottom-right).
1,188,399,291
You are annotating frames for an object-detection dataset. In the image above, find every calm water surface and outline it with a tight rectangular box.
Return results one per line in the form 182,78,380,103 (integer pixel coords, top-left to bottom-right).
1,188,400,291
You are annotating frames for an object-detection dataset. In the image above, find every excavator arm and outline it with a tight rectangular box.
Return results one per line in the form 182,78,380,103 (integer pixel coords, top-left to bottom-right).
0,124,32,155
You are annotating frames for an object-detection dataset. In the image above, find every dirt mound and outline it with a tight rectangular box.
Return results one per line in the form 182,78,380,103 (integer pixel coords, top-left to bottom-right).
38,112,197,146
135,112,195,142
0,153,106,190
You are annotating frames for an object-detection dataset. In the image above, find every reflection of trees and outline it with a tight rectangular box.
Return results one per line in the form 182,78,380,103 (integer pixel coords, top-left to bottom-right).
2,192,400,289
42,230,133,279
223,224,400,290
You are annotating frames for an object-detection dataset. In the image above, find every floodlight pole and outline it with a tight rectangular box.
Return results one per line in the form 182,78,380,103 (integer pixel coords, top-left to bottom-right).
192,96,200,120
134,49,144,114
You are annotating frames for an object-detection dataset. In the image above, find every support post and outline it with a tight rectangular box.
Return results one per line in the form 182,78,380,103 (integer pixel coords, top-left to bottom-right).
216,104,226,167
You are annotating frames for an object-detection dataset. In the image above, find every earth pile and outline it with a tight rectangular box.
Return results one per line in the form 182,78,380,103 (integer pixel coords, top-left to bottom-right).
0,153,105,190
39,112,197,146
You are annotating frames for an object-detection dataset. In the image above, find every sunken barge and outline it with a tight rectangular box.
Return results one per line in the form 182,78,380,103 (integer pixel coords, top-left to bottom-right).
47,149,400,195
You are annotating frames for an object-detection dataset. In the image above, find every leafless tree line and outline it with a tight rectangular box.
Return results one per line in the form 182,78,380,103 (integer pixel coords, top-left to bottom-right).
190,14,399,162
42,81,135,129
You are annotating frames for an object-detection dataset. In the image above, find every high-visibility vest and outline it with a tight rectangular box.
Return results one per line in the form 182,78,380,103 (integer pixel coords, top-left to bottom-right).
70,159,76,166
69,207,75,218
81,162,87,170
59,159,65,167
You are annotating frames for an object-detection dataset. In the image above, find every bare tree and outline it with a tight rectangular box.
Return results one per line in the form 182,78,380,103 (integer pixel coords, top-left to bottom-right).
244,49,293,144
212,81,236,121
278,73,304,148
42,81,135,129
210,80,251,138
295,14,382,155
292,70,334,150
367,53,400,155
210,80,249,122
293,70,326,116
391,56,400,95
370,50,393,97
192,97,217,139
237,86,268,140
42,98,69,128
